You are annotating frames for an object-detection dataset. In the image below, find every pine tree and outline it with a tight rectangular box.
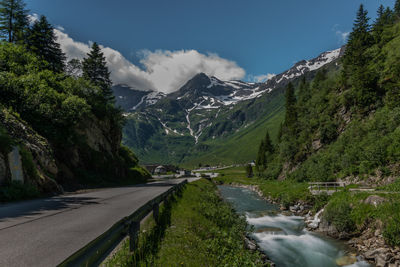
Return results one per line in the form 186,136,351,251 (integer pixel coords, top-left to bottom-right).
256,140,266,171
343,4,377,110
264,131,273,154
395,0,400,18
0,0,29,43
277,122,283,143
344,4,373,68
344,5,373,67
82,42,114,103
66,59,82,77
284,82,297,133
27,15,66,72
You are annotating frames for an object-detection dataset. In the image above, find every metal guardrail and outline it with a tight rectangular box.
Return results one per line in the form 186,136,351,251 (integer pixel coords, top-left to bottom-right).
59,180,188,267
308,182,345,192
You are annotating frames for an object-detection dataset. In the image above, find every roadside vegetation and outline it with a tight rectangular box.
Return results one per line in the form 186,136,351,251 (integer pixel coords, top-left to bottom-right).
104,179,265,266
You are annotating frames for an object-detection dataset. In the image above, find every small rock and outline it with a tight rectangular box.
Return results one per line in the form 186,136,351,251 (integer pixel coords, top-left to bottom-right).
376,255,387,267
336,255,357,266
245,237,257,251
364,195,386,207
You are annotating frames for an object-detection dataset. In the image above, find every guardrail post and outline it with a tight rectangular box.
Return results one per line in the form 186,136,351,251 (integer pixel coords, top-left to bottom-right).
153,203,159,223
129,221,140,252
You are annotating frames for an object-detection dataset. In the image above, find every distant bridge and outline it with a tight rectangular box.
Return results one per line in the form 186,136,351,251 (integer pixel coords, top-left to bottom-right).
308,182,346,195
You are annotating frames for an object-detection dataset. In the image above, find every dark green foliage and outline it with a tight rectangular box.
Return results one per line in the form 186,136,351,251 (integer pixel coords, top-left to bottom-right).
256,140,266,171
245,164,253,177
27,15,66,73
323,194,356,233
256,131,274,172
383,206,400,246
82,42,114,103
0,125,13,153
0,181,39,202
257,3,400,182
0,0,28,43
65,58,82,77
0,43,98,141
284,82,297,132
19,144,39,180
395,0,400,17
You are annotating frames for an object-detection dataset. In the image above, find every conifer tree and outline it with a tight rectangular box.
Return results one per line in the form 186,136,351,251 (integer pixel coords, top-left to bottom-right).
344,4,377,110
395,0,400,18
0,0,29,43
256,140,266,171
27,15,66,72
264,131,274,154
284,82,297,133
344,4,373,68
82,42,114,103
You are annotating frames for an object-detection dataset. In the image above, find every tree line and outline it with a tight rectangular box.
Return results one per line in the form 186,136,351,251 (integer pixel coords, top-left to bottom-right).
0,0,114,105
255,1,400,177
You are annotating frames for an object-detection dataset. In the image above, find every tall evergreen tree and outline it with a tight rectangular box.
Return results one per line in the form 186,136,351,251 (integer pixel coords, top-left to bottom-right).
256,140,266,172
344,4,378,110
27,15,66,72
82,42,114,103
395,0,400,17
284,82,297,133
344,4,373,68
0,0,29,43
264,131,274,154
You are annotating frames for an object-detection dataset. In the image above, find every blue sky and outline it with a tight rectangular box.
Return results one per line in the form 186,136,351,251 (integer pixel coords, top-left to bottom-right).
25,0,396,92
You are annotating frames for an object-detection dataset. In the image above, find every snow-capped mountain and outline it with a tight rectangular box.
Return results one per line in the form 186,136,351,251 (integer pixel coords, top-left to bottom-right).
121,46,344,163
114,47,343,113
112,84,165,111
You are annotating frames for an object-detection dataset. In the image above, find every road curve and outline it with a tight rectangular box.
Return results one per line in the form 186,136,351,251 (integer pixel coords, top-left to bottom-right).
0,178,198,267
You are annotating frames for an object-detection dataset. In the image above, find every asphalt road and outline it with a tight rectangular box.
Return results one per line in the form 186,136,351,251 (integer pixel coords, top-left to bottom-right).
0,178,198,267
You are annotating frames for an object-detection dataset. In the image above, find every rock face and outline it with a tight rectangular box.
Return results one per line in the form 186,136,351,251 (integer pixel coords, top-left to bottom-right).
0,108,61,193
348,224,400,267
0,109,58,178
7,146,24,182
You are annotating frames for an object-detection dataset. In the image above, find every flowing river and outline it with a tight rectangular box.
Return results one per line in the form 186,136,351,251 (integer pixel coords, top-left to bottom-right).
218,185,372,267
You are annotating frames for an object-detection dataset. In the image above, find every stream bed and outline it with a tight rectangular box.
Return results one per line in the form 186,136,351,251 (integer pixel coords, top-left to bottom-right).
218,185,372,267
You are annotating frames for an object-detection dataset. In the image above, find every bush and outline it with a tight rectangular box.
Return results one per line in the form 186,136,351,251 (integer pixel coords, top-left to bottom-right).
383,203,400,246
0,181,40,202
323,194,356,233
19,145,39,180
0,126,14,154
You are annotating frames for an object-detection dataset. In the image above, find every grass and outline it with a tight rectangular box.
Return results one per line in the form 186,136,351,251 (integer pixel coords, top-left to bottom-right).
104,179,265,266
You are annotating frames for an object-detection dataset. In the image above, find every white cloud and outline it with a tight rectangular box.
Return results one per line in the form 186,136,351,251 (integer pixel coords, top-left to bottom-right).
54,29,246,93
336,31,349,44
333,24,349,45
248,73,276,83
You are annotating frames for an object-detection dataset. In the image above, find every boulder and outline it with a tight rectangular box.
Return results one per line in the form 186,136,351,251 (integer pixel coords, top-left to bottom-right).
336,255,357,266
364,195,386,207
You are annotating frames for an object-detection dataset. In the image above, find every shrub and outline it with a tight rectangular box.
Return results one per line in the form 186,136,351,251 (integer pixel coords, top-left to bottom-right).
0,126,14,154
0,181,40,202
383,207,400,246
323,194,356,233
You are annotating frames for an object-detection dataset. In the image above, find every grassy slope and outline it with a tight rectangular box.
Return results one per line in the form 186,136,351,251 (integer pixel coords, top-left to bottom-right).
182,104,285,167
105,179,265,266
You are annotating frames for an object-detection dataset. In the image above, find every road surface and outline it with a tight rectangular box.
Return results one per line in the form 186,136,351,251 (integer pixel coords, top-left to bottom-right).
0,178,198,267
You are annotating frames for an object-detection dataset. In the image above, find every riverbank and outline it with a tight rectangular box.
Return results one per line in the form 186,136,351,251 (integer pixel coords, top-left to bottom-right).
104,179,266,266
213,167,400,267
